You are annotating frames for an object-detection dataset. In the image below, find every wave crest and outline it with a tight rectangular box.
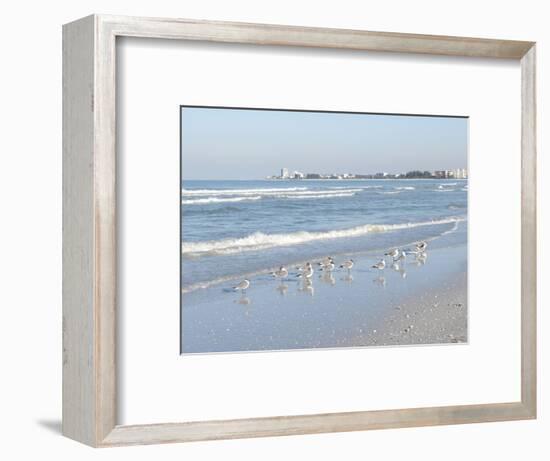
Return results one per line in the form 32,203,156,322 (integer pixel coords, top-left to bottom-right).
181,216,465,257
182,187,307,196
182,196,262,205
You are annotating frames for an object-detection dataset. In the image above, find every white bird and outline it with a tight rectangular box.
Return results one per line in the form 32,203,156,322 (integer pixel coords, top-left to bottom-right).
416,241,428,252
372,259,386,270
339,259,354,270
233,279,250,293
297,263,314,279
385,248,399,259
271,266,288,278
320,261,335,271
317,256,334,267
394,250,407,263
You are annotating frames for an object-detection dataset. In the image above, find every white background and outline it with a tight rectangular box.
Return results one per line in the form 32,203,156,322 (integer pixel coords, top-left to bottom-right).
119,38,521,424
0,0,547,459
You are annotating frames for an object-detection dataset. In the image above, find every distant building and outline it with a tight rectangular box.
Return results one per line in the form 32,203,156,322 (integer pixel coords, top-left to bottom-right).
281,168,289,179
306,173,321,179
454,168,468,179
293,170,305,179
435,169,466,179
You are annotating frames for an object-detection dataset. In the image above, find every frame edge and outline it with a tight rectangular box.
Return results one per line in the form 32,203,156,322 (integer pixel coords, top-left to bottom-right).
62,14,537,447
520,44,537,419
62,14,99,447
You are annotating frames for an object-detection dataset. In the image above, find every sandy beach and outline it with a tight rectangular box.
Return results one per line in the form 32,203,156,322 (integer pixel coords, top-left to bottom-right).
181,231,467,353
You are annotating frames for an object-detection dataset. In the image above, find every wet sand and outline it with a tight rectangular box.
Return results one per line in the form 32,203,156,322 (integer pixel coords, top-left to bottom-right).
181,242,467,353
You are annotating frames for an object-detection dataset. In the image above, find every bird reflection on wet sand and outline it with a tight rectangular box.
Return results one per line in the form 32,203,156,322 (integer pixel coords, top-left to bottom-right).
235,295,251,306
391,262,407,279
298,278,315,296
320,271,336,286
373,276,386,288
341,273,354,284
276,283,289,296
415,251,428,265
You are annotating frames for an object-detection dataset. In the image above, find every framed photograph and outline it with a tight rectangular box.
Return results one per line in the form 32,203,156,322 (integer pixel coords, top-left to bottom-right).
63,15,536,447
179,106,469,353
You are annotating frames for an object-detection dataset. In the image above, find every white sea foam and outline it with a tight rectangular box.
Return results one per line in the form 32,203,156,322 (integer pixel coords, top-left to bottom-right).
182,196,262,205
182,187,307,196
329,185,382,189
182,191,358,204
182,187,362,199
181,216,465,257
275,192,356,199
394,186,415,190
266,189,362,196
376,190,402,195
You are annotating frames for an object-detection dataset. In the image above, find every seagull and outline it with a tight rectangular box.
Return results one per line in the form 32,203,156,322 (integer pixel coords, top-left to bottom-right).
416,241,428,252
385,248,399,259
271,266,288,279
339,259,354,270
320,261,335,272
317,256,334,267
372,259,386,270
297,263,314,279
233,279,250,293
394,250,407,263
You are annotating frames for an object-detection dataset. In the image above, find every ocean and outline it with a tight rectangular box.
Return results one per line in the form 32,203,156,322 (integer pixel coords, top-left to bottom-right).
181,179,468,294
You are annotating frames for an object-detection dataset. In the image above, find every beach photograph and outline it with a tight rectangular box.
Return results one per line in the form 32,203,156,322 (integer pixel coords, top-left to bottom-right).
180,107,468,354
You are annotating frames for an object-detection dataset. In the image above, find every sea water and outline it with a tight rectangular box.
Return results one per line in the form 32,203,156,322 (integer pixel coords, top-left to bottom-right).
181,179,467,293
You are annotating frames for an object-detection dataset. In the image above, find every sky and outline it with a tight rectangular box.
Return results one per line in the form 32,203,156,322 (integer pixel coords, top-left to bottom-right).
180,106,468,180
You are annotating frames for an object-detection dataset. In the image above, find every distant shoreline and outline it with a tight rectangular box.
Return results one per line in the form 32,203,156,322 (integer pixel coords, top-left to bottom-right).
263,178,467,181
183,178,468,182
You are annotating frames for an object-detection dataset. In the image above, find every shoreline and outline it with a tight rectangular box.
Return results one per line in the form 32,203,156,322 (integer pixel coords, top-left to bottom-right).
182,241,467,353
181,217,465,294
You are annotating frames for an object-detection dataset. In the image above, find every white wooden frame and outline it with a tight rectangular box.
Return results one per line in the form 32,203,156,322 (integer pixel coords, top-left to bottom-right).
62,14,537,447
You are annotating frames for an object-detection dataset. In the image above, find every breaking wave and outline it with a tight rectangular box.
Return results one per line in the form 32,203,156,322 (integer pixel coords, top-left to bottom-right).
181,216,465,257
276,192,356,200
182,191,358,204
182,196,262,205
182,187,307,196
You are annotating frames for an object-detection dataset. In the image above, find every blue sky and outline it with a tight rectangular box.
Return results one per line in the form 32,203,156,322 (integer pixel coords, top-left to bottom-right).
181,107,468,180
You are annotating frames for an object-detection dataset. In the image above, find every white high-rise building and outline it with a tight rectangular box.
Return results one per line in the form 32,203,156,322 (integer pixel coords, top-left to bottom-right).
281,168,289,179
453,168,468,179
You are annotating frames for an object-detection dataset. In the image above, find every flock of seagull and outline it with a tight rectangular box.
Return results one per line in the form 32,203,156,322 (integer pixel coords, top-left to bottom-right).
231,240,429,294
